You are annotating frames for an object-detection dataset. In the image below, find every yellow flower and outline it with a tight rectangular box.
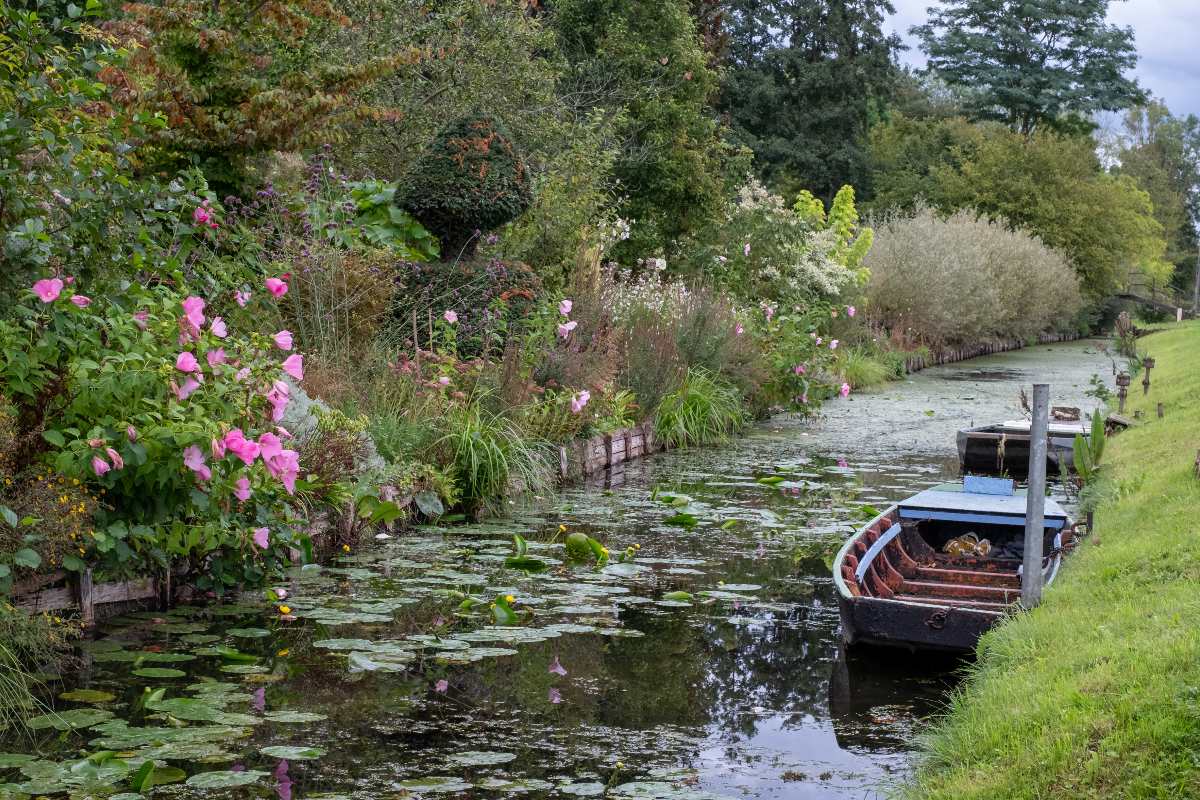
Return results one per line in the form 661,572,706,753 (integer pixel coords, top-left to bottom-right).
557,524,567,533
342,544,351,553
600,547,609,555
633,543,641,549
505,595,515,604
278,605,291,615
277,648,290,657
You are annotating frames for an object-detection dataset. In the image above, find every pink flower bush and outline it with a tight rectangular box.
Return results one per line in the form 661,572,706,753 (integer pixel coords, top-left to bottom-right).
273,330,293,351
91,456,110,476
257,432,283,462
182,296,205,331
193,204,213,226
281,354,304,381
207,348,227,367
743,242,751,256
265,277,288,298
127,425,138,442
133,310,149,330
234,476,253,502
840,382,851,398
443,310,458,324
793,364,806,375
182,445,211,481
210,317,227,338
105,447,124,470
265,448,300,494
252,527,270,549
70,295,92,308
557,320,578,339
735,323,744,336
33,278,64,303
265,380,290,422
559,299,573,316
173,377,201,401
211,437,226,458
830,339,839,350
224,429,261,466
570,390,591,414
846,305,856,318
175,351,199,373
235,290,251,307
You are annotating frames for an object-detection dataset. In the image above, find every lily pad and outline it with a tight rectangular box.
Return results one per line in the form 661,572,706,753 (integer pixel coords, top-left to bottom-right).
0,753,37,768
561,782,607,797
131,668,187,679
394,776,473,793
263,710,328,723
260,745,325,760
185,769,270,788
449,750,516,766
58,689,116,703
226,627,271,638
26,708,114,731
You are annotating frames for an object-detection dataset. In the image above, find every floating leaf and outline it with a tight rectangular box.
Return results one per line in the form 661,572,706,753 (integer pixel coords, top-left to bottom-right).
449,750,515,766
662,513,698,529
58,689,116,703
263,710,328,724
260,745,325,761
131,668,186,679
26,708,114,731
226,627,270,639
185,769,270,788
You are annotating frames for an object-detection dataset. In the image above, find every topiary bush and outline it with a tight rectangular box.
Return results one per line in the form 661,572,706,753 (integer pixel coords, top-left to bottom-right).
399,115,533,259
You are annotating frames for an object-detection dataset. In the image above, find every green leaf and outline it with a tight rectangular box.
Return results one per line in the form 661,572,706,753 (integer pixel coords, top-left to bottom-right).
0,506,18,528
13,547,41,569
130,761,154,792
41,429,65,447
67,3,82,18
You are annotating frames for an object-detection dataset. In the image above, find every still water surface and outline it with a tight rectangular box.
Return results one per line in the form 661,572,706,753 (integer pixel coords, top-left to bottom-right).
0,340,1114,799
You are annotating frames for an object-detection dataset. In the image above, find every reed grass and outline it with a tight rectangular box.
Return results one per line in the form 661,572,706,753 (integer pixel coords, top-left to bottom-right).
654,368,747,448
904,321,1200,799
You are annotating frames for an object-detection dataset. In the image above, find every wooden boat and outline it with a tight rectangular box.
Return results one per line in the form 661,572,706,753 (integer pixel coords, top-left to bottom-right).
956,418,1088,476
832,478,1074,651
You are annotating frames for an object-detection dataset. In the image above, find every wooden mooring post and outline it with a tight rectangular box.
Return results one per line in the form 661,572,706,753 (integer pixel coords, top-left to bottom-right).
1022,383,1049,608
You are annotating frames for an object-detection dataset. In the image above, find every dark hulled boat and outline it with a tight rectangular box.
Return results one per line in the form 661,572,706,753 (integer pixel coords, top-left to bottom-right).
832,479,1074,651
956,418,1088,476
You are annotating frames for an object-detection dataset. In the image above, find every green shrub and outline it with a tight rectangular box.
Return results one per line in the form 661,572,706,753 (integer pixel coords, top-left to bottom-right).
399,115,533,258
431,402,552,517
838,347,894,390
655,368,747,449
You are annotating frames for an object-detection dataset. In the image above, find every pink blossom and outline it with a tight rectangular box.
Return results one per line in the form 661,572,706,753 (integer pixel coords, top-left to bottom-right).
105,447,124,470
837,457,849,468
235,367,251,382
743,242,751,256
235,290,251,307
273,330,293,351
175,351,199,373
91,456,110,476
559,299,573,316
133,309,149,330
210,316,227,338
266,449,300,494
265,277,288,298
70,295,91,308
275,426,293,439
815,337,823,346
840,382,851,398
193,205,212,226
847,305,856,318
557,320,578,339
224,429,261,465
793,364,806,375
182,445,211,481
443,309,458,325
281,354,304,381
257,432,283,462
127,425,138,442
801,392,809,404
181,296,205,330
266,380,290,422
434,679,448,693
830,339,839,350
549,656,568,676
437,376,451,387
173,377,201,401
33,278,64,303
252,527,270,549
206,348,227,367
234,476,252,502
211,437,226,459
735,324,744,336
548,687,563,704
570,390,591,414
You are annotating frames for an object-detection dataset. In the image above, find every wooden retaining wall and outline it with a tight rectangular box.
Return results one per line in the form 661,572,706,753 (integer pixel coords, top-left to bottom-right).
10,569,160,625
558,421,665,481
903,331,1082,374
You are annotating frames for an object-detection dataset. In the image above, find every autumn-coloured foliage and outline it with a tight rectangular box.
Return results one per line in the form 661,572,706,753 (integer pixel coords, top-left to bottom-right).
108,0,421,190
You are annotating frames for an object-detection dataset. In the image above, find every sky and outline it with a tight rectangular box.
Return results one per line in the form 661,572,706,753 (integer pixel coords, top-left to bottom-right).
885,0,1200,119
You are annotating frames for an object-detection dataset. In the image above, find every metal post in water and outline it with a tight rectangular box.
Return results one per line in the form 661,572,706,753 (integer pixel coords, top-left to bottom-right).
1022,383,1049,608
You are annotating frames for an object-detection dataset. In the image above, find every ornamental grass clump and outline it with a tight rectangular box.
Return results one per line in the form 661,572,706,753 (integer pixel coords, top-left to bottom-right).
654,368,747,449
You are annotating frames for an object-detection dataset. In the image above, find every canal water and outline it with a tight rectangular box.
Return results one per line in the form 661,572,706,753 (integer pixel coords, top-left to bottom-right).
0,339,1116,799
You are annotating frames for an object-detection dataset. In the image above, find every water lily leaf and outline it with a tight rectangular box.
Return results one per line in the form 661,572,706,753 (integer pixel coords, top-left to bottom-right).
449,750,515,766
561,782,607,797
395,776,472,793
662,513,698,529
263,711,328,723
219,664,270,674
504,555,548,572
0,753,37,768
58,689,116,703
213,645,258,662
131,668,186,679
662,591,693,601
260,745,325,760
313,638,376,651
756,476,785,486
225,627,270,639
26,708,114,731
185,769,269,788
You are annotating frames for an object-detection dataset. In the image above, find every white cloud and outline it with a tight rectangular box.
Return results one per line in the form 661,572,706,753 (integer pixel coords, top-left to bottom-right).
887,0,1200,117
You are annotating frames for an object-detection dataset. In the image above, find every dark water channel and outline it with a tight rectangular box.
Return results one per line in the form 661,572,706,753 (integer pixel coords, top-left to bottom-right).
0,340,1116,800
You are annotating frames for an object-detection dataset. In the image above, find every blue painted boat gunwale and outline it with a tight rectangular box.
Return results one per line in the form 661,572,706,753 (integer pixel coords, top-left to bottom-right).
855,523,902,583
899,508,1066,530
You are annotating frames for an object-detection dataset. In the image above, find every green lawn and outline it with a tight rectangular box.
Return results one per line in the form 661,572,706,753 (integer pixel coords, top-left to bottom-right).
905,321,1200,800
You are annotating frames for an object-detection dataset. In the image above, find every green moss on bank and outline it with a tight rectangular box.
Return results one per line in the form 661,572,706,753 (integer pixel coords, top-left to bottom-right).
905,321,1200,800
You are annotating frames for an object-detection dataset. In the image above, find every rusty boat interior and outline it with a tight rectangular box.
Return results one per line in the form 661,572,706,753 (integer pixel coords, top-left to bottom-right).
833,478,1073,650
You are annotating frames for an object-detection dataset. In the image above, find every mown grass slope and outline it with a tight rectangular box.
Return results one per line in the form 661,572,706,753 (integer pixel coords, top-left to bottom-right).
905,321,1200,800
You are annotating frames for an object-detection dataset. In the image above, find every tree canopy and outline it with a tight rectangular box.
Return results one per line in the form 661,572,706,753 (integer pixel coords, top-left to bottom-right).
913,0,1143,134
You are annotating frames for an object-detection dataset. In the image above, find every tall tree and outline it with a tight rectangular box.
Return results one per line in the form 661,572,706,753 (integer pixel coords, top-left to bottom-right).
720,0,902,202
913,0,1143,135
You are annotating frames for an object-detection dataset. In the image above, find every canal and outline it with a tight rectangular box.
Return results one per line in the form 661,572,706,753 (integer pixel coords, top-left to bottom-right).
0,339,1116,799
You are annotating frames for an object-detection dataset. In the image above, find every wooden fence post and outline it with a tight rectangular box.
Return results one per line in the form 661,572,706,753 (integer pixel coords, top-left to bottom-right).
1022,384,1049,608
78,568,95,627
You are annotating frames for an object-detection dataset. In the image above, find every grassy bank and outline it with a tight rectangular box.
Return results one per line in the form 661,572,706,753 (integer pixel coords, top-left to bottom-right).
905,320,1200,800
